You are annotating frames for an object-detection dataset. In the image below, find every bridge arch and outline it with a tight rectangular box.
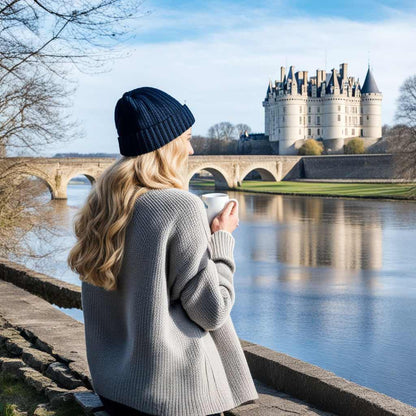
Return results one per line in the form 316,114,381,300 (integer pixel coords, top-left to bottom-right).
67,173,96,185
12,170,56,199
239,166,280,183
186,165,232,189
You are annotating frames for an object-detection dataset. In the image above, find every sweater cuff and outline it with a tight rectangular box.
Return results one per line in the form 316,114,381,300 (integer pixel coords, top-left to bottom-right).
209,230,235,260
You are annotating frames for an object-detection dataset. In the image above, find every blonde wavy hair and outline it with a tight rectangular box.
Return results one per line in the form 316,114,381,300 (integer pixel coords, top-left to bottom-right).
67,129,191,291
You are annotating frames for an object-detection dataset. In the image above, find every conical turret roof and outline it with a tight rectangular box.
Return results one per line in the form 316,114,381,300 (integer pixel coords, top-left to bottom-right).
361,67,380,94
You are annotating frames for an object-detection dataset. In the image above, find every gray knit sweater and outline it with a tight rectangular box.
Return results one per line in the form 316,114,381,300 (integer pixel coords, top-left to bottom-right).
81,188,259,416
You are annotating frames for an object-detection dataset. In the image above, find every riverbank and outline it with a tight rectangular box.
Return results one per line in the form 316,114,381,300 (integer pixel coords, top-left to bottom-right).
190,179,416,201
1,258,416,415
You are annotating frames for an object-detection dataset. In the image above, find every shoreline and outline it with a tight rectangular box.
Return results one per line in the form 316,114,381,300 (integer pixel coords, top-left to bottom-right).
189,180,416,202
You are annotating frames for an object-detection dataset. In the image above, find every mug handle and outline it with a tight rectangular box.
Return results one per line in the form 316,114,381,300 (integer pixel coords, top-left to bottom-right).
201,195,208,209
228,198,239,211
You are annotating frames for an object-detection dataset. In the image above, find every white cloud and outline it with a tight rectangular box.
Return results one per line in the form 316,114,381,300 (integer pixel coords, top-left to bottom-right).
43,13,416,156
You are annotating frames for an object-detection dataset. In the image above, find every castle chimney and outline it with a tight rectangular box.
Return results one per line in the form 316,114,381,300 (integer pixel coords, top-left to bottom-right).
340,63,348,81
302,71,308,94
316,69,322,88
280,66,286,83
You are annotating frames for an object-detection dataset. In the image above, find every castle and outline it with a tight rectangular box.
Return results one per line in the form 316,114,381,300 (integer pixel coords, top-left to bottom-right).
263,63,382,154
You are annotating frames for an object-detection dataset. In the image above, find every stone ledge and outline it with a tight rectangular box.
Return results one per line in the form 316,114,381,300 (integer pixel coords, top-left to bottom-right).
242,344,416,416
0,257,81,309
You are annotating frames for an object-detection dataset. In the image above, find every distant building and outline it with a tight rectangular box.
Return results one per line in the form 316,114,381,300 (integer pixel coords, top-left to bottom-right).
263,63,382,154
238,131,273,155
239,131,267,142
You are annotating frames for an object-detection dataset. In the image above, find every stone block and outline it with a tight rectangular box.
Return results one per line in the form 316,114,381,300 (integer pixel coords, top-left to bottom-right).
44,385,73,401
1,357,26,377
34,337,54,355
45,361,84,389
0,327,22,346
49,392,75,409
73,391,105,413
22,348,56,373
19,367,57,393
4,337,32,356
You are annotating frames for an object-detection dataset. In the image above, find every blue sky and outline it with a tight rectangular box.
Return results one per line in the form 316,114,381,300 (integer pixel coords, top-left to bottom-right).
30,0,416,156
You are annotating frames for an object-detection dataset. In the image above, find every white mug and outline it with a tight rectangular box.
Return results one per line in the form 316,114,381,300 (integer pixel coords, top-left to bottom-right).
200,193,239,225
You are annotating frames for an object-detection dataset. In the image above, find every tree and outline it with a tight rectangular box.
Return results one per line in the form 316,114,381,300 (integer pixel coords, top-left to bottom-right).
344,138,365,154
235,123,252,138
0,0,147,258
207,122,236,141
298,139,323,155
387,75,416,182
0,0,146,155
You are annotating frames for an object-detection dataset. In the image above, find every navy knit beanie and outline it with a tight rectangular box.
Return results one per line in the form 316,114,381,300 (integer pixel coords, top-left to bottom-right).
114,87,195,156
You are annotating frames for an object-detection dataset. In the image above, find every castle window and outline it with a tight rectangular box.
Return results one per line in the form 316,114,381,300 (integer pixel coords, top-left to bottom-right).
283,107,286,113
308,116,311,123
345,116,347,123
283,116,285,121
360,107,363,114
338,105,341,111
360,117,363,124
361,129,364,136
317,116,320,125
317,129,320,135
279,129,280,133
352,129,355,135
308,128,311,136
299,116,302,124
308,107,311,113
367,115,369,120
337,115,341,122
317,107,320,113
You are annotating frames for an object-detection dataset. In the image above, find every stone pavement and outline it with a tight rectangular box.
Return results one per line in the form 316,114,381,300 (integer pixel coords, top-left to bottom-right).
0,279,335,415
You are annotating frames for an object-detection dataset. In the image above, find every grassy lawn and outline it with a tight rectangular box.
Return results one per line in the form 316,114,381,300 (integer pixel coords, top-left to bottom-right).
189,179,416,200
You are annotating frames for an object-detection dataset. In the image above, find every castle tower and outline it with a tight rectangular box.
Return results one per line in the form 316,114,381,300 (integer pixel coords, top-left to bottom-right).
360,67,382,144
324,68,345,152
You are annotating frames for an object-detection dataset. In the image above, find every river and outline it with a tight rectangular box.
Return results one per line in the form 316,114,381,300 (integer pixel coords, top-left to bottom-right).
7,182,416,407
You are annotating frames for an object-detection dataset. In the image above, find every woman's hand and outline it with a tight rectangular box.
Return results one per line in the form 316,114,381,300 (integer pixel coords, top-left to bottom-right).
210,200,239,234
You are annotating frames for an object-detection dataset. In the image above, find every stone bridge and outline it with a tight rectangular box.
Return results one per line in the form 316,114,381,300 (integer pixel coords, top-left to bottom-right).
0,155,302,199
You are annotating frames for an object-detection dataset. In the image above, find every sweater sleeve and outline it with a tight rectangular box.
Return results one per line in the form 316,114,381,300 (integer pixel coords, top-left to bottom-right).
167,194,236,332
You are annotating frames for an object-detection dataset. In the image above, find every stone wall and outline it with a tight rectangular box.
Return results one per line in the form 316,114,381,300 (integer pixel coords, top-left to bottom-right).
299,154,399,180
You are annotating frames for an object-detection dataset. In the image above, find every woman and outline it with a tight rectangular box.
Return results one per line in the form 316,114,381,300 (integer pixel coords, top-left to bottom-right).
67,87,259,416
